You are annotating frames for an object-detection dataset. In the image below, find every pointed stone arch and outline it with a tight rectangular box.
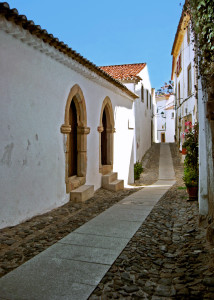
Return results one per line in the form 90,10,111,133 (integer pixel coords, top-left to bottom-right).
98,97,115,174
61,84,90,193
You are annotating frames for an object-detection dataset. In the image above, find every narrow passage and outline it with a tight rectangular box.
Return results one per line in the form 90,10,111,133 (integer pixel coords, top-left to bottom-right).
0,144,176,300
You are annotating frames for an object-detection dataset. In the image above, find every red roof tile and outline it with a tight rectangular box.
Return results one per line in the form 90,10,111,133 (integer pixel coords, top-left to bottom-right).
100,63,146,81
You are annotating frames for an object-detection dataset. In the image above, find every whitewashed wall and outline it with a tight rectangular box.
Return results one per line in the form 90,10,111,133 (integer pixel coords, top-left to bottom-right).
123,65,152,163
0,23,135,228
198,79,209,216
173,27,197,149
155,95,175,143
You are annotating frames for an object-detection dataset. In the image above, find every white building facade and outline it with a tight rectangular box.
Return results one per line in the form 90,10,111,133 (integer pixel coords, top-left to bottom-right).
171,13,198,151
171,4,214,230
100,64,154,163
0,5,138,228
155,94,175,143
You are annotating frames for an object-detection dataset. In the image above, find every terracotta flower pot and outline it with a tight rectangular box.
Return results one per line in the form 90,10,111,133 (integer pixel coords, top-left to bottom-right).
187,186,198,201
182,147,187,155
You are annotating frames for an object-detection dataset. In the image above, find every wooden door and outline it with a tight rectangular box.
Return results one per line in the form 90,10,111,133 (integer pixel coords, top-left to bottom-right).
161,132,165,143
68,100,77,176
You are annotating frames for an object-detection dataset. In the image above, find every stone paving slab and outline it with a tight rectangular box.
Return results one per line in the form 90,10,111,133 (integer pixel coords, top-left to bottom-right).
39,242,120,265
0,282,95,300
59,232,129,250
93,207,150,222
0,254,110,300
75,219,143,239
159,143,175,180
0,144,176,299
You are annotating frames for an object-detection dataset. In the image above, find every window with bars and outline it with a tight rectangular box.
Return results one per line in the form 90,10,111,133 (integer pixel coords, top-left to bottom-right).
187,64,192,96
176,53,182,76
147,90,148,108
177,82,181,106
141,85,144,102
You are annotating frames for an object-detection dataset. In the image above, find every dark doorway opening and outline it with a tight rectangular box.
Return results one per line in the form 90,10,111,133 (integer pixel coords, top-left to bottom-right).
69,100,77,176
161,132,165,143
101,108,108,165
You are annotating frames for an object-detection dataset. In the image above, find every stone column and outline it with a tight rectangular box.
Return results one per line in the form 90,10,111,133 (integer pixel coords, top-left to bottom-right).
60,124,71,184
77,126,90,177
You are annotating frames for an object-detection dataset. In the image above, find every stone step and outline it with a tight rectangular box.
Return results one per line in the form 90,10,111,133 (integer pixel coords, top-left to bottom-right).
70,185,94,202
104,179,124,192
102,172,118,186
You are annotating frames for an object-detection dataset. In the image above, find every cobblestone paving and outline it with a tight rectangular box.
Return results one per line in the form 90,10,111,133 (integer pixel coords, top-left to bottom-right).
89,144,214,300
0,144,160,279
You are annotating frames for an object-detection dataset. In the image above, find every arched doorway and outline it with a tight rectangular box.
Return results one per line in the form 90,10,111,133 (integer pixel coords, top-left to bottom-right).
61,84,90,193
101,107,108,165
68,99,77,177
98,97,115,174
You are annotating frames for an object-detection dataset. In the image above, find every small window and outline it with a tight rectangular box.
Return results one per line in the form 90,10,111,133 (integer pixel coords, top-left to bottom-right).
187,64,192,96
176,53,182,76
141,85,144,102
177,82,180,106
147,90,148,108
171,112,174,118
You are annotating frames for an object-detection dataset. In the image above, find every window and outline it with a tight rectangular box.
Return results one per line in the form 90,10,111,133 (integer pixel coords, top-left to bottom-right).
187,24,190,44
171,112,174,118
146,90,148,108
141,85,144,102
177,82,180,106
187,64,192,96
176,53,182,76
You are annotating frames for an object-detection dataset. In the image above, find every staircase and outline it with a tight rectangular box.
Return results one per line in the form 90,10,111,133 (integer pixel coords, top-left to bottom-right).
102,172,124,192
70,185,94,202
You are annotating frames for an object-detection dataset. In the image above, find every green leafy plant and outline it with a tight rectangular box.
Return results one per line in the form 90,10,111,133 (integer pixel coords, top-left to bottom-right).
134,161,143,181
182,123,199,187
185,0,214,97
183,166,198,187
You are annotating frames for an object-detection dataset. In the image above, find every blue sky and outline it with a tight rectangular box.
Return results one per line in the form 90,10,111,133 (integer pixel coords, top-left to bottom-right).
7,0,185,90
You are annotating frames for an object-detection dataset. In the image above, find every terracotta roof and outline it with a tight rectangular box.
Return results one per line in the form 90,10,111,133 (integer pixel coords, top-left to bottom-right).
99,63,146,81
165,105,174,110
171,0,190,80
0,2,138,100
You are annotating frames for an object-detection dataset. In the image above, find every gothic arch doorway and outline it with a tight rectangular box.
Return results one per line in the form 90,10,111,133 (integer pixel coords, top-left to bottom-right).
98,97,115,174
61,84,90,193
68,100,77,177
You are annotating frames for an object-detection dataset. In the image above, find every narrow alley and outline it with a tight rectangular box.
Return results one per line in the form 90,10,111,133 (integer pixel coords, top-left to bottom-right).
0,144,213,299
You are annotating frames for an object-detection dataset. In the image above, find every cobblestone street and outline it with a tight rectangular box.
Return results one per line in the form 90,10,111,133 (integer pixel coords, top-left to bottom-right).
0,143,214,299
89,144,214,300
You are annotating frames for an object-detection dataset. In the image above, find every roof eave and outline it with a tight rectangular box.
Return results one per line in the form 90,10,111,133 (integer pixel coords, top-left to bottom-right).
0,2,138,100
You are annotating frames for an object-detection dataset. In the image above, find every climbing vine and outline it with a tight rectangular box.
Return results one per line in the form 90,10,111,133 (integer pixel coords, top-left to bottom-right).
185,0,214,95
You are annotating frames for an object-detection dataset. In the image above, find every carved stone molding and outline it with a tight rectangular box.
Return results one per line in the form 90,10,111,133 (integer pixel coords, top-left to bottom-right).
77,126,90,135
106,128,116,133
97,126,104,133
60,124,71,134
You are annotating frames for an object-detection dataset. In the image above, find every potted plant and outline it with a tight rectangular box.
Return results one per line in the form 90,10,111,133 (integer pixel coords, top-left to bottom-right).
183,166,198,199
182,123,199,200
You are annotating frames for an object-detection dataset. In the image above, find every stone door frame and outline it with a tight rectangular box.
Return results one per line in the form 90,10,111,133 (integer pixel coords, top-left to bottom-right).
98,97,115,175
61,84,90,193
